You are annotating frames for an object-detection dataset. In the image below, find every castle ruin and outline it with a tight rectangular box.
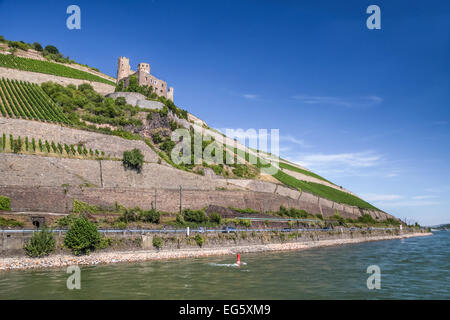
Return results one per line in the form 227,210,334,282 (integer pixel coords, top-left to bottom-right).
117,57,174,102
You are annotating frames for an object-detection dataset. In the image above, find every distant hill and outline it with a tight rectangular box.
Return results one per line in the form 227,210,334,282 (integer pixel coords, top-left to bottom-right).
431,224,450,230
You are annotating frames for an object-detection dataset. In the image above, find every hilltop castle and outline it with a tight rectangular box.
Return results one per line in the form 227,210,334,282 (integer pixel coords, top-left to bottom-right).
117,57,174,102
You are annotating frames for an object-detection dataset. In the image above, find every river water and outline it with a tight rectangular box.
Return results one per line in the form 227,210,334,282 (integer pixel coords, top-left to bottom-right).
0,231,448,299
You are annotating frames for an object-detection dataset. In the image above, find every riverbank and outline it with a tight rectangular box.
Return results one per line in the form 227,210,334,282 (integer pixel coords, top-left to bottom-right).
0,231,431,271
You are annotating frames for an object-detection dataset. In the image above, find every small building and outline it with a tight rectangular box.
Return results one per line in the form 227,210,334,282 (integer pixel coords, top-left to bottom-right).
116,57,174,102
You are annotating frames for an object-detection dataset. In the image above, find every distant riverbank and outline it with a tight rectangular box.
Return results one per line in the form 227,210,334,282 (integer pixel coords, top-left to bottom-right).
0,231,431,271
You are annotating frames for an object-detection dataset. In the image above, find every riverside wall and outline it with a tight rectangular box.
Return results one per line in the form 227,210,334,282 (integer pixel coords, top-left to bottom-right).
0,227,426,257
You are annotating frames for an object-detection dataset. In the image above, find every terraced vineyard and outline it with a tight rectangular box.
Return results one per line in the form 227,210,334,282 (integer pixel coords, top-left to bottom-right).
0,54,115,86
0,78,71,124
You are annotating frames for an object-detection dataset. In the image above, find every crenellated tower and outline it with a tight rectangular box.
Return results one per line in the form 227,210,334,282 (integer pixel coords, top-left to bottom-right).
117,57,131,83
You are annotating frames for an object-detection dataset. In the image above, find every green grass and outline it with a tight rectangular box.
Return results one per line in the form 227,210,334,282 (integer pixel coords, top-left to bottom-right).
0,78,71,124
0,54,115,86
279,161,334,184
272,169,378,210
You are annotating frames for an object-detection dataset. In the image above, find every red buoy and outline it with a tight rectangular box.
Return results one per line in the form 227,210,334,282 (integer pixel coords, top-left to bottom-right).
237,253,241,265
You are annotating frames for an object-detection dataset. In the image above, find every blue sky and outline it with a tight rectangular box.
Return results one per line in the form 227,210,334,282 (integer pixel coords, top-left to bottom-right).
1,0,449,225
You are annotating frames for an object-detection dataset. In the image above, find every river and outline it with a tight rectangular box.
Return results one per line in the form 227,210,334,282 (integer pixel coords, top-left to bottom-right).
0,231,448,299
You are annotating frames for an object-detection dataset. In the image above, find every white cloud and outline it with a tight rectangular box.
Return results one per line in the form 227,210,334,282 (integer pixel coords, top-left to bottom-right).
295,151,382,169
292,94,383,109
279,135,309,147
242,94,258,100
376,200,441,208
360,193,403,201
432,120,448,126
412,195,437,200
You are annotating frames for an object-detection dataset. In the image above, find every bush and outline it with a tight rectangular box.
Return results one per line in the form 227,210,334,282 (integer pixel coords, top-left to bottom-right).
183,209,208,223
0,196,11,211
44,45,59,55
23,227,55,257
194,234,205,247
238,219,251,228
357,214,377,225
153,236,163,249
73,199,97,214
152,132,163,144
64,217,101,255
123,148,144,173
140,209,160,223
56,214,78,227
120,206,142,223
12,137,22,153
0,216,23,227
209,212,222,224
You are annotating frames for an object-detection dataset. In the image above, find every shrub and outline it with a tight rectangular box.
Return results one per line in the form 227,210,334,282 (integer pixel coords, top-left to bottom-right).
194,234,205,247
140,209,160,223
44,45,59,55
23,227,55,257
315,214,324,220
176,214,185,225
56,214,78,227
0,195,11,211
123,148,144,173
357,214,377,225
153,236,163,249
33,42,43,51
0,216,23,227
98,237,112,249
73,199,97,214
152,132,162,144
238,219,251,228
209,212,222,224
120,206,142,223
64,217,101,255
183,209,208,223
25,137,29,151
12,137,22,153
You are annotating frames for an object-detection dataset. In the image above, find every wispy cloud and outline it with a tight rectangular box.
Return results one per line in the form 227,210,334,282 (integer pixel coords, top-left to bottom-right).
412,195,437,200
279,135,310,147
432,120,448,126
296,151,382,169
242,93,259,100
360,193,403,201
375,200,441,208
361,193,440,208
292,94,383,109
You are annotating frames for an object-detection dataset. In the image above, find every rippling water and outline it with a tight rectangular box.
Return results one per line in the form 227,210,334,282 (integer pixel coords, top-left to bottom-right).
0,232,448,299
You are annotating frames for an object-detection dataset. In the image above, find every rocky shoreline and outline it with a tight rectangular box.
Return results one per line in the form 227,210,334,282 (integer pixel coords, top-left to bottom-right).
0,232,431,271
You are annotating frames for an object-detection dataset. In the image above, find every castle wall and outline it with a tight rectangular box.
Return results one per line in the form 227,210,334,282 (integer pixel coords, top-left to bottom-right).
0,67,115,95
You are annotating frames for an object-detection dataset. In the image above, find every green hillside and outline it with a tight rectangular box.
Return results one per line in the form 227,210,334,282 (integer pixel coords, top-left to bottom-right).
0,54,115,86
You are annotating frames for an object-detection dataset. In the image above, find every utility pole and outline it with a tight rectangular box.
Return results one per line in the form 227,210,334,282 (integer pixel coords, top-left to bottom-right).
179,185,182,214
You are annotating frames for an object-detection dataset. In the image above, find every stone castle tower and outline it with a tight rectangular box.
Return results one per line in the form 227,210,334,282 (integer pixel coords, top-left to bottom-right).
116,56,174,102
117,57,131,83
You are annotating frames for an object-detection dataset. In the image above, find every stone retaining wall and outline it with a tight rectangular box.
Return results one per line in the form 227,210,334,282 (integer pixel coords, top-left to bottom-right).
0,67,115,95
0,118,159,162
